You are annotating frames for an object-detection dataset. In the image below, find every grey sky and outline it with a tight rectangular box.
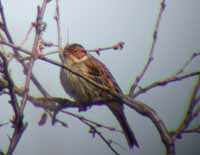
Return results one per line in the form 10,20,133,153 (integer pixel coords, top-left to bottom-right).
0,0,200,155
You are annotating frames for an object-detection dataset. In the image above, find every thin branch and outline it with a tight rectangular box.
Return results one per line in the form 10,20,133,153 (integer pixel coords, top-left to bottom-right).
63,110,120,155
0,1,50,99
182,125,200,134
129,0,166,96
191,108,200,122
61,110,122,133
7,123,27,155
20,0,50,113
54,0,62,49
133,72,200,98
87,42,125,55
176,52,200,75
19,24,33,47
0,0,13,44
173,77,200,138
0,51,19,116
85,122,120,155
0,51,26,155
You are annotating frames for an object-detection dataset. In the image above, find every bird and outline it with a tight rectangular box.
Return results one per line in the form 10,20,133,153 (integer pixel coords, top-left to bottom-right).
59,43,139,148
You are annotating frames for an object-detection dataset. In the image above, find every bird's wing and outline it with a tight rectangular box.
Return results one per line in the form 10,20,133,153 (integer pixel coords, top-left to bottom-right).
83,55,122,94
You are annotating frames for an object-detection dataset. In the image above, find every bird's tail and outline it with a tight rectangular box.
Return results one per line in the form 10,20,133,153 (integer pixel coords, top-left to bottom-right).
108,104,139,148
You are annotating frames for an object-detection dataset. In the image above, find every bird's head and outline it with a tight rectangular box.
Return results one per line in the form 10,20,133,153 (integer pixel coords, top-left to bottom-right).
62,43,87,61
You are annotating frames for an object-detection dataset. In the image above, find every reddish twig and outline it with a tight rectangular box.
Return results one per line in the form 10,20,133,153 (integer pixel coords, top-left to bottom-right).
20,0,51,112
87,42,125,55
19,24,33,47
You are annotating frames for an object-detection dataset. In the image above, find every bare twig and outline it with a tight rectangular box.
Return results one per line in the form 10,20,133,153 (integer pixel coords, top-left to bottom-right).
20,0,50,112
87,42,125,55
176,52,200,75
182,125,200,134
133,72,200,98
61,110,122,133
54,0,62,49
0,51,19,115
0,1,13,44
173,77,200,137
129,0,166,96
85,122,120,155
19,24,33,47
0,51,26,155
191,108,200,121
62,110,120,155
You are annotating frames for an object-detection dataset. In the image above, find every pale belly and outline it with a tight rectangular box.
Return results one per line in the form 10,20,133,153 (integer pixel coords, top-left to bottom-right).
60,68,103,104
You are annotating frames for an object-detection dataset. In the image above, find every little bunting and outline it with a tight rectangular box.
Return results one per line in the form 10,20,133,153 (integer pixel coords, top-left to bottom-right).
60,43,139,148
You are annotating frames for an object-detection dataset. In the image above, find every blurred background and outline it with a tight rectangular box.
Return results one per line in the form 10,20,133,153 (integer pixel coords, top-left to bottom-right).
0,0,199,155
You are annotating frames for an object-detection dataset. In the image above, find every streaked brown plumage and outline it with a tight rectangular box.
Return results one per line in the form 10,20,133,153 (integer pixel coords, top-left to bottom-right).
60,43,139,148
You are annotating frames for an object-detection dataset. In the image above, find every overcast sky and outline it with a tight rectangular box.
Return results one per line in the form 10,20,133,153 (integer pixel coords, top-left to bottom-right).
0,0,200,155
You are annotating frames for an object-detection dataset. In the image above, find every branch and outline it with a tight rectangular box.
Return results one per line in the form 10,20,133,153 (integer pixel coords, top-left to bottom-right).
61,110,122,133
54,0,62,49
0,0,13,44
129,0,166,95
7,123,27,155
0,51,19,116
20,0,51,112
182,125,200,134
19,24,33,47
62,110,120,155
0,1,51,154
176,52,200,75
0,0,50,99
0,51,26,155
133,72,200,98
87,42,125,55
173,76,200,138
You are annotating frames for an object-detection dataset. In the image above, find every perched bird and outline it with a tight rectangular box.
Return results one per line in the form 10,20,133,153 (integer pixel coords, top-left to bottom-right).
60,43,139,148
